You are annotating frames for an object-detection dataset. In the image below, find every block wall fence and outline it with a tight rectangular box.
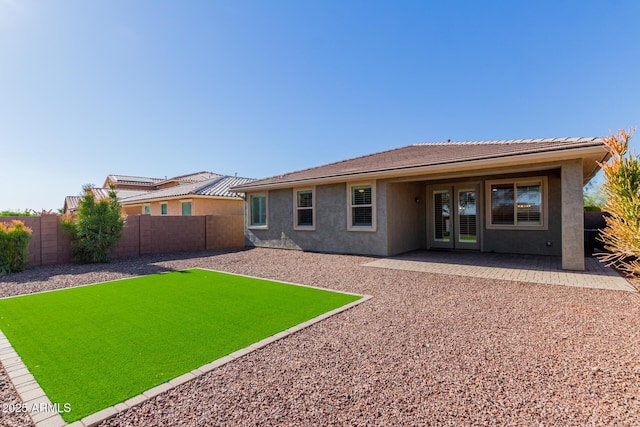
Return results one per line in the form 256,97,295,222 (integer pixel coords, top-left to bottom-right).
0,215,244,267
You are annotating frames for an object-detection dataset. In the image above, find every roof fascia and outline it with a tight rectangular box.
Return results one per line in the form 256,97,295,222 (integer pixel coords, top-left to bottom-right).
232,145,607,192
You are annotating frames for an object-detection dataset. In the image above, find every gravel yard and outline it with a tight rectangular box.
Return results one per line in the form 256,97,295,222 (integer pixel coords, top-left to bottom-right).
1,247,639,426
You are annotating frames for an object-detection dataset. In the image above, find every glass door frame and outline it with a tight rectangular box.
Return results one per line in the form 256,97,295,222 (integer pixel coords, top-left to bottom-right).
428,183,482,250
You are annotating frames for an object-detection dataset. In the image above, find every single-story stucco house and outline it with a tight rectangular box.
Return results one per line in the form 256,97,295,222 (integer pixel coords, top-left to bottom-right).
231,137,611,271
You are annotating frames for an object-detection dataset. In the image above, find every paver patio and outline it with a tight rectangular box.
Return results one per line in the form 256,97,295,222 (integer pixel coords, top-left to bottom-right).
364,251,636,292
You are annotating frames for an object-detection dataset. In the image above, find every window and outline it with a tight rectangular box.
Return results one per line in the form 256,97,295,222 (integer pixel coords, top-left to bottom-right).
486,177,547,229
294,188,315,230
181,201,192,216
143,204,150,215
249,193,268,228
161,203,168,216
347,182,376,231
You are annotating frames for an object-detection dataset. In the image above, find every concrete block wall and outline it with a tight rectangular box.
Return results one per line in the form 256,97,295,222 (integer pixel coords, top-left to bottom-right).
207,215,244,250
141,216,206,255
111,216,141,258
0,214,242,267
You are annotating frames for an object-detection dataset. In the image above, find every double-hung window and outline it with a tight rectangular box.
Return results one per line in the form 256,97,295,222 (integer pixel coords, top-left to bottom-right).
161,203,168,216
294,188,315,230
486,177,547,230
143,204,151,215
249,193,268,228
348,182,376,231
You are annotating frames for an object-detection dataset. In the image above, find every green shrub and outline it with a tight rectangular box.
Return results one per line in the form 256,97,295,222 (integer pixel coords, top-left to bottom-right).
61,185,125,263
0,220,32,274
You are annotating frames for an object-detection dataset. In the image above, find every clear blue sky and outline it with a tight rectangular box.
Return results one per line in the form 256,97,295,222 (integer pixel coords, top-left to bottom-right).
1,0,639,211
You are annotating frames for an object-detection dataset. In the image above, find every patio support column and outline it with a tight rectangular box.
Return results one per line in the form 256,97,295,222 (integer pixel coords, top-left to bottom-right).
561,159,585,270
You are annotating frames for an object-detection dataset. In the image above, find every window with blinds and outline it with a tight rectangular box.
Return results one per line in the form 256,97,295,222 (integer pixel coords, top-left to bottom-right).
457,190,477,243
516,183,541,224
491,184,514,224
488,178,545,228
348,183,376,230
352,185,372,226
295,189,315,229
433,191,450,241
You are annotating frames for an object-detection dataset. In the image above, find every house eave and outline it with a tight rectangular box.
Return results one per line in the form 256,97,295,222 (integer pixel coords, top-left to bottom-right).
232,145,608,192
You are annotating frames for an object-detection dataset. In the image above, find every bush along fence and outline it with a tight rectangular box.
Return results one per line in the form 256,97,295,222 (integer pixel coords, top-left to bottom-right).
0,215,244,268
0,220,33,273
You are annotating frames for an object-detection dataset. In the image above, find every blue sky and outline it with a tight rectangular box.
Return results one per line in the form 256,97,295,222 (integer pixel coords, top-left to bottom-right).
1,0,639,211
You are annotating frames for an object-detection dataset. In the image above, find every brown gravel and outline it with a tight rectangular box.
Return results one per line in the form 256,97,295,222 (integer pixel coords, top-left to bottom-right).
1,248,639,426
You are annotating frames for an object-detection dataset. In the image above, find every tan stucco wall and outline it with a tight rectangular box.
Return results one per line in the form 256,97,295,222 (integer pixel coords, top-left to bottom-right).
123,198,243,216
123,206,141,216
192,198,243,216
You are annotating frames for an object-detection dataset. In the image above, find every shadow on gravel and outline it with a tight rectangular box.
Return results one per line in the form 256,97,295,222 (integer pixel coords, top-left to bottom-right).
0,248,252,285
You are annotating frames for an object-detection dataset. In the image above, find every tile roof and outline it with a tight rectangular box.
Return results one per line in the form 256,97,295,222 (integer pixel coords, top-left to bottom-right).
119,175,256,203
232,137,607,190
64,196,84,212
154,171,222,185
64,189,148,211
107,172,223,188
106,175,164,186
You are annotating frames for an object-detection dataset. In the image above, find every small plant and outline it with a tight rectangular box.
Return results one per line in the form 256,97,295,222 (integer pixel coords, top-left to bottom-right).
597,128,640,276
61,185,126,263
0,220,32,274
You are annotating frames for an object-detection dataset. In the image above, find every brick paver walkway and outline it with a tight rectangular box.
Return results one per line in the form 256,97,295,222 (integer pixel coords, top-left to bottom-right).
364,251,636,292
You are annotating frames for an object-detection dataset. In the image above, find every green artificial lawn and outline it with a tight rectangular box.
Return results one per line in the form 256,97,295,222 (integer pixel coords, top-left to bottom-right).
0,268,361,422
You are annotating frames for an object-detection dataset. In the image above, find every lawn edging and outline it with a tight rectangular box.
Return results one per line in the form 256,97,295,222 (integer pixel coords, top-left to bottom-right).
0,269,372,427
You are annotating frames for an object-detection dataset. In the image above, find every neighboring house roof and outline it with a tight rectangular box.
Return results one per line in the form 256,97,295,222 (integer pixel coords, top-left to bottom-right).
104,175,165,187
119,175,256,204
64,189,148,212
231,137,609,191
161,171,222,183
105,172,223,189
